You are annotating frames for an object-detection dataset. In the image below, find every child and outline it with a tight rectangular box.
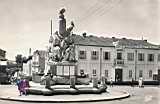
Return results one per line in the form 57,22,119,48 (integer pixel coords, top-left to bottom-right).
16,78,23,96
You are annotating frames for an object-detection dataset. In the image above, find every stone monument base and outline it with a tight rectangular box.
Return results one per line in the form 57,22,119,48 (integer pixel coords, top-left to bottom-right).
26,84,107,95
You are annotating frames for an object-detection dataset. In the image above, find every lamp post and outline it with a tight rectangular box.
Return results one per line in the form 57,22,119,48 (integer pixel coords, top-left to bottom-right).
135,50,137,81
100,48,102,81
29,48,32,76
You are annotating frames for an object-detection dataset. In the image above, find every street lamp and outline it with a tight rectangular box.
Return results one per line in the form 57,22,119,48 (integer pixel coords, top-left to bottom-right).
135,50,137,81
100,48,102,81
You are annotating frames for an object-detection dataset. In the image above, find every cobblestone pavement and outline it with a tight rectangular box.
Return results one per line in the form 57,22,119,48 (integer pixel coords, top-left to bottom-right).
0,85,159,104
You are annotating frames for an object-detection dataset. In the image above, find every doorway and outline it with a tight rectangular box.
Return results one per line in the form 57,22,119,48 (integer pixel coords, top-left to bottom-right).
115,68,123,82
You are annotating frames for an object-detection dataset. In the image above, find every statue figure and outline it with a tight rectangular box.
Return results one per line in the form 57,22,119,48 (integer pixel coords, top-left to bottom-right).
46,8,76,75
53,31,61,47
59,8,65,16
62,44,76,62
67,21,74,32
65,21,75,37
59,8,66,37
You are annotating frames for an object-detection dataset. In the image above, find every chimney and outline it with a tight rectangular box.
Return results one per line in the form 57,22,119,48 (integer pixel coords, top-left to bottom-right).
112,37,117,42
112,37,115,39
82,32,87,38
144,40,147,42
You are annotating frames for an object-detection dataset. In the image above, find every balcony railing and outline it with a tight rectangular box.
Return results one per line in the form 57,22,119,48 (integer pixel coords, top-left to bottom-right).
114,59,124,66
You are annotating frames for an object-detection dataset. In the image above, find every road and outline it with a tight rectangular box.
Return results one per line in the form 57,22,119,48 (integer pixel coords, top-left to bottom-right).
0,85,159,104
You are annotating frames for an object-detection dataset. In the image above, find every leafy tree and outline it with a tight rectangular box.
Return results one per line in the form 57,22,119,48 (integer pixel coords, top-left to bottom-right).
15,54,32,71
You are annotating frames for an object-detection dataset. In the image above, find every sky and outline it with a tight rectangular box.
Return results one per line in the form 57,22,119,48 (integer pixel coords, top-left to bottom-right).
0,0,159,60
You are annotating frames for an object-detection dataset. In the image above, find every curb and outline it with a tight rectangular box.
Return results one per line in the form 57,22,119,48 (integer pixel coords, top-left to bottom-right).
0,91,130,103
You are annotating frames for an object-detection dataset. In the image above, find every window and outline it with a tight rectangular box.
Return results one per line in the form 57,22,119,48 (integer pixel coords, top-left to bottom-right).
148,54,154,62
79,50,86,59
153,74,158,80
105,70,108,77
158,54,160,61
149,70,152,78
117,52,122,60
91,51,99,60
138,53,144,61
103,52,110,60
129,70,132,78
92,69,96,75
139,70,143,77
127,53,134,61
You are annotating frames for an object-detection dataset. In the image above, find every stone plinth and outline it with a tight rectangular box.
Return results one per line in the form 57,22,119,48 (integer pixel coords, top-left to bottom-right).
70,76,76,88
92,75,98,88
32,73,42,83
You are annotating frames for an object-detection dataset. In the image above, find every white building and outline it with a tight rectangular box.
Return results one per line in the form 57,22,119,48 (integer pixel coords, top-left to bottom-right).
72,34,160,82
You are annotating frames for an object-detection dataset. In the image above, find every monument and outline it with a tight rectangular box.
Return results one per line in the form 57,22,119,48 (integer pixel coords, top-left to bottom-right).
43,8,77,87
27,8,107,95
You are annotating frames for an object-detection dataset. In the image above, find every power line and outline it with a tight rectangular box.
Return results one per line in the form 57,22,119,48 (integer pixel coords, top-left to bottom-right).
75,0,101,22
76,0,122,28
77,0,111,23
98,0,122,17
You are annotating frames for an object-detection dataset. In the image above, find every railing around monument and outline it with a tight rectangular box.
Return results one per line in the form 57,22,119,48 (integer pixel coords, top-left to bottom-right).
48,61,77,77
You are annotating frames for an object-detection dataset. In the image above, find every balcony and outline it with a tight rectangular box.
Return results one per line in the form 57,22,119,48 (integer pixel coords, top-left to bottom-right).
114,59,124,66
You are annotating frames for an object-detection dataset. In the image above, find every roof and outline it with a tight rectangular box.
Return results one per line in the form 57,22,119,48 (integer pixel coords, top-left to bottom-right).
0,48,6,52
72,34,160,49
0,56,7,61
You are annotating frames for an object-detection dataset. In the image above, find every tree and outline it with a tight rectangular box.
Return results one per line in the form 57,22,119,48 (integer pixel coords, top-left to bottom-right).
15,54,23,64
15,54,23,71
15,54,32,71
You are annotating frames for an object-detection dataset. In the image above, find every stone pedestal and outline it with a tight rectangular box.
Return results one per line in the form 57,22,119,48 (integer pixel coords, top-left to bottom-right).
32,73,42,83
100,76,107,89
101,76,106,85
70,76,76,88
92,75,98,88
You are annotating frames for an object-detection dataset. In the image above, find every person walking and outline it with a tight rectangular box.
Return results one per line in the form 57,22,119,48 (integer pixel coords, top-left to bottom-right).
45,72,52,89
130,78,135,96
138,77,142,88
131,78,134,87
110,77,113,87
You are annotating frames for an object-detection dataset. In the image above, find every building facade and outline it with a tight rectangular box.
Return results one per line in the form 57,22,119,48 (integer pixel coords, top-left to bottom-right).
0,49,6,60
73,35,160,82
0,49,8,83
31,35,160,82
0,48,7,66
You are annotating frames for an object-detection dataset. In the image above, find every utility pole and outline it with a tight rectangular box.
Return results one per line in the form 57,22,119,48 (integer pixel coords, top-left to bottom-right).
29,48,32,76
100,48,102,81
51,19,52,35
135,49,137,81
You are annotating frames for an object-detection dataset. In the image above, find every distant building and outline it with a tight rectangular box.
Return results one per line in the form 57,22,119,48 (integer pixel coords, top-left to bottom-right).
32,35,160,82
0,49,8,83
0,49,6,60
71,35,160,82
0,48,7,66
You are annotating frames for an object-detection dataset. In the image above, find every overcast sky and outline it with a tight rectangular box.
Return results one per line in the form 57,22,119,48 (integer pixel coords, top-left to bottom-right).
0,0,159,60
